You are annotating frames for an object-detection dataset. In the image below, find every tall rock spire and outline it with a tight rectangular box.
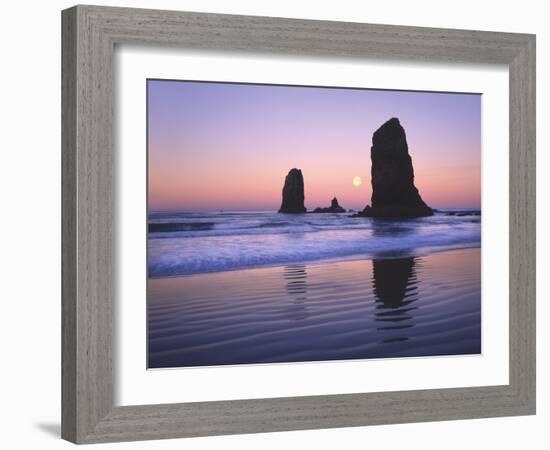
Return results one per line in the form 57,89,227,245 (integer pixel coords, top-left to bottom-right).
360,118,433,218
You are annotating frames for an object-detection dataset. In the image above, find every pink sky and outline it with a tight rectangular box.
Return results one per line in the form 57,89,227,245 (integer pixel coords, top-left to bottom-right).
148,80,481,211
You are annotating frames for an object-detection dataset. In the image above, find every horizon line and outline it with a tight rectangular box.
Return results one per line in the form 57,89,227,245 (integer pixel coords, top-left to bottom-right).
148,206,482,213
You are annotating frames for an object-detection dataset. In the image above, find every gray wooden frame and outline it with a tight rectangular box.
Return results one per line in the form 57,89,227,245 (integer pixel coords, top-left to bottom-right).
62,4,536,444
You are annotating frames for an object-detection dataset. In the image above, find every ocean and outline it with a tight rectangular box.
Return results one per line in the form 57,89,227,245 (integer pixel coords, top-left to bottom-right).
147,210,481,368
147,210,481,277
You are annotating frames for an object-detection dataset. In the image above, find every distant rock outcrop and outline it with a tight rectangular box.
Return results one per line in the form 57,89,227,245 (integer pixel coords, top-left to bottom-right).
279,168,306,213
313,197,346,213
444,210,481,217
357,118,433,218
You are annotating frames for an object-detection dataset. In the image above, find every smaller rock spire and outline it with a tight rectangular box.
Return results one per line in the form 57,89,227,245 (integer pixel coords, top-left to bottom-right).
279,168,306,213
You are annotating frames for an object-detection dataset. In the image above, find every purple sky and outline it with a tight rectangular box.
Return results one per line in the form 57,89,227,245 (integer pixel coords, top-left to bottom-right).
148,79,481,211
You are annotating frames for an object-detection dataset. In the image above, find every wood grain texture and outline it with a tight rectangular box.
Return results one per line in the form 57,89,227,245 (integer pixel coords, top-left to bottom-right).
61,4,536,444
61,6,77,443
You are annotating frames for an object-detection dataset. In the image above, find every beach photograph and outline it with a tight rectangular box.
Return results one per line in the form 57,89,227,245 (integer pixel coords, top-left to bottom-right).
147,79,481,369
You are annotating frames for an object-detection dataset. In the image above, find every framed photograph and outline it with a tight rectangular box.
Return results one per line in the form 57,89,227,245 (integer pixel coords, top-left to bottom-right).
62,5,536,444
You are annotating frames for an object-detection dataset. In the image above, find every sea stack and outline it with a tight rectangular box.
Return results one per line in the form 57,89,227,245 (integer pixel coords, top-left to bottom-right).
279,168,306,213
359,118,433,218
313,197,346,213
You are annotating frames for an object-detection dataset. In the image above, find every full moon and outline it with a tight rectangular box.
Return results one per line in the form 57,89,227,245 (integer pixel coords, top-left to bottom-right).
353,176,362,187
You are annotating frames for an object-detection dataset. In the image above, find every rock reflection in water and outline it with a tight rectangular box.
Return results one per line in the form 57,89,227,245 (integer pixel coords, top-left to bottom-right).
283,264,308,320
372,257,419,343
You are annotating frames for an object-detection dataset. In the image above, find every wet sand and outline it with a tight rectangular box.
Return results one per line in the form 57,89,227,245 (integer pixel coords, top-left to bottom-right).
148,247,481,368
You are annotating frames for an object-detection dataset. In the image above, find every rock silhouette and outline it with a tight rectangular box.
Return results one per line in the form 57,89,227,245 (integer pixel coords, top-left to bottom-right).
372,257,418,309
313,197,346,213
279,168,306,213
283,264,308,321
358,118,433,218
372,257,419,344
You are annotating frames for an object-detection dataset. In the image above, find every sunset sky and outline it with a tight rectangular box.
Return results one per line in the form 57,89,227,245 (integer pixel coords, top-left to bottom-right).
148,80,481,211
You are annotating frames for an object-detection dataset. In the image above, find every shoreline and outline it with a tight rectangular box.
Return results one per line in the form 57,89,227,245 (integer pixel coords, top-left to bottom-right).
148,243,481,280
